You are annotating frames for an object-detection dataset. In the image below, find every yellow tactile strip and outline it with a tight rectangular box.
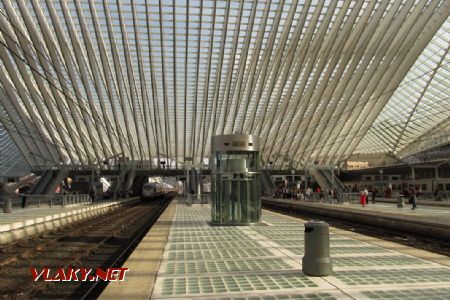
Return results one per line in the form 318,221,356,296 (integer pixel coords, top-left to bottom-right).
99,201,176,300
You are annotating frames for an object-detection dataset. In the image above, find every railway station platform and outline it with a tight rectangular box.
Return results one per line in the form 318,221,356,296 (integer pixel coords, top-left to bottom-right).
262,198,450,241
101,199,450,299
0,197,140,244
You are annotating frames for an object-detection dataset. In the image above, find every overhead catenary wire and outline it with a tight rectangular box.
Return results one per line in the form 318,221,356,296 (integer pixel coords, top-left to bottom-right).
0,7,132,159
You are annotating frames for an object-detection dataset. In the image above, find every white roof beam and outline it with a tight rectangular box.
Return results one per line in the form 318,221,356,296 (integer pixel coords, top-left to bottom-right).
45,0,111,162
338,0,448,161
87,0,129,160
116,0,147,162
103,0,139,161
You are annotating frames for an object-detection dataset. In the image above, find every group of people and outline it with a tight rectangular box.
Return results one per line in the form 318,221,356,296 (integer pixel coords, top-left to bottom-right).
359,187,369,206
360,186,418,210
274,186,340,203
359,187,376,206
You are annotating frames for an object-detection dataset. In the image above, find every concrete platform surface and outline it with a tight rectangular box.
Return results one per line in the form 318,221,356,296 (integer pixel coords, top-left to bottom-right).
107,201,450,299
0,197,139,244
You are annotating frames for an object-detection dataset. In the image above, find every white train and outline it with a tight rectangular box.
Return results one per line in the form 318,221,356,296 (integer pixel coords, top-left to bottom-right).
142,182,178,200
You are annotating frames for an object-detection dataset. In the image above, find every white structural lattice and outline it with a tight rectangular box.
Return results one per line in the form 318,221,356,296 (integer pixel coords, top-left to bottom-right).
0,0,448,170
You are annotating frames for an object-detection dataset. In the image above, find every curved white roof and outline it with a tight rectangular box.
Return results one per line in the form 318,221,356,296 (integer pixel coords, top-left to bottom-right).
0,0,448,172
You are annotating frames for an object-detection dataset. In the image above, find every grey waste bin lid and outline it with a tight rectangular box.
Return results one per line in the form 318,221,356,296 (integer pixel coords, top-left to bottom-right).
304,220,329,233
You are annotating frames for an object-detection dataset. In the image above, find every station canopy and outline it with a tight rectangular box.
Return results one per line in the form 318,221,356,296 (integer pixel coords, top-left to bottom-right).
0,0,449,172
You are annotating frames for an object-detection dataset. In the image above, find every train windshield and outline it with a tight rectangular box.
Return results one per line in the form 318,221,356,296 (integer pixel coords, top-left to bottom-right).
144,185,155,191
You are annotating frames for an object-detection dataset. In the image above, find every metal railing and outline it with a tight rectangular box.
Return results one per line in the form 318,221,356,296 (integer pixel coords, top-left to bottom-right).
6,194,91,208
185,193,212,205
338,192,363,204
274,192,365,204
416,191,449,201
389,191,449,201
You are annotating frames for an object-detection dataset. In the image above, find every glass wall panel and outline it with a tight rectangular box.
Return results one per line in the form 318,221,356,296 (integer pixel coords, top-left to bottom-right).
211,135,261,225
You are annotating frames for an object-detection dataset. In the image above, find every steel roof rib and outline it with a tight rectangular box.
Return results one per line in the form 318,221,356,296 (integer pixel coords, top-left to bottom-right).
245,0,286,134
4,1,74,163
275,1,333,169
157,0,171,164
29,0,102,164
183,0,189,164
72,0,119,159
120,1,148,162
255,0,300,141
47,0,109,162
228,0,257,135
0,115,31,174
131,0,154,164
339,0,447,163
0,86,39,166
131,0,153,166
357,19,450,157
236,0,272,135
398,115,450,158
0,61,54,166
280,1,339,169
217,0,244,137
0,7,65,165
172,0,178,168
210,0,230,140
116,0,146,163
392,43,449,152
337,1,436,161
288,0,359,163
299,0,372,164
87,0,128,161
260,0,309,157
189,0,203,164
145,0,163,166
103,0,138,161
264,0,324,168
320,0,416,164
198,0,217,162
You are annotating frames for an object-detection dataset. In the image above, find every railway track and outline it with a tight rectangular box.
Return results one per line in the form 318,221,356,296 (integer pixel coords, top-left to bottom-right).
263,200,450,258
0,197,173,299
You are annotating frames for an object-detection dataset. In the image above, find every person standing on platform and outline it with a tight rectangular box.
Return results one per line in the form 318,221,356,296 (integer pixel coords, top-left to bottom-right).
21,194,27,208
372,189,376,204
306,187,312,201
363,187,369,205
360,189,366,206
89,188,95,203
333,188,338,203
410,187,417,210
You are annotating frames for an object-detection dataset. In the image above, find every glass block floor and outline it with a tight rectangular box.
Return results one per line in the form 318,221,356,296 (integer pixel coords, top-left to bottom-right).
151,204,450,299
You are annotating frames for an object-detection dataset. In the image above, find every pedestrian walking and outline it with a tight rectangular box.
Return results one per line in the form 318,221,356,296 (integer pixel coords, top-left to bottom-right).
410,187,417,210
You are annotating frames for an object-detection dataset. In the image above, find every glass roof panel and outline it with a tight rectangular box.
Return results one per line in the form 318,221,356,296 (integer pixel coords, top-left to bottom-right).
0,0,448,170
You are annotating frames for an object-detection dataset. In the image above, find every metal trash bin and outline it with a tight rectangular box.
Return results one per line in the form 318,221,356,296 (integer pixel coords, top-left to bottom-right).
397,196,404,208
302,220,332,276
